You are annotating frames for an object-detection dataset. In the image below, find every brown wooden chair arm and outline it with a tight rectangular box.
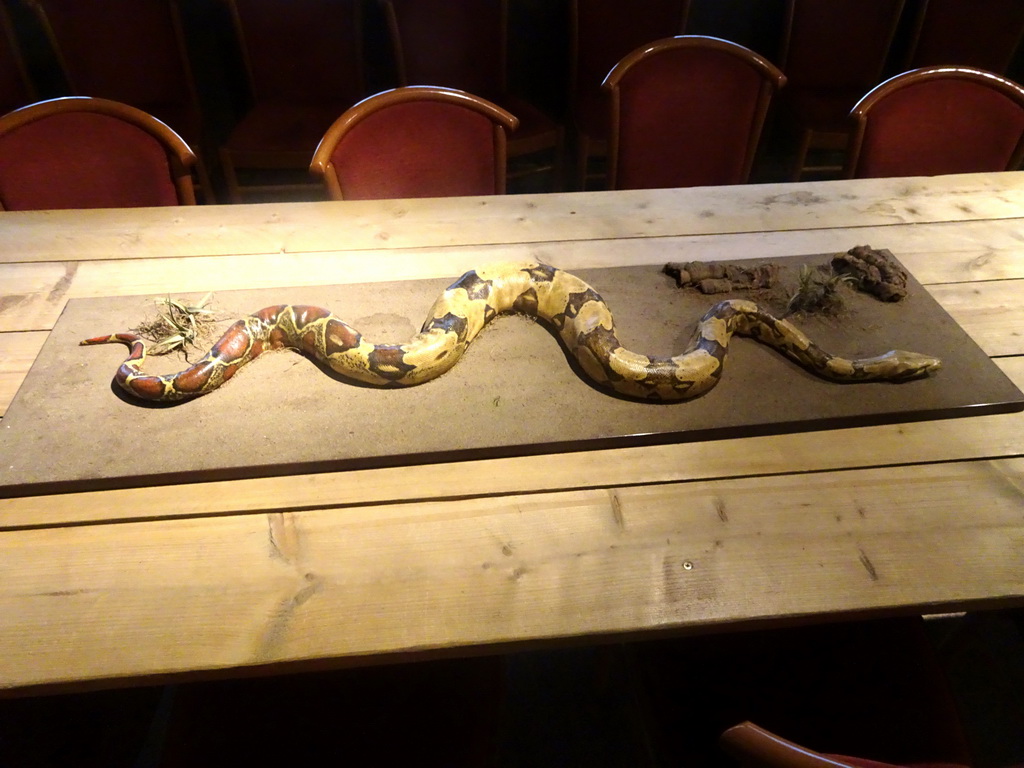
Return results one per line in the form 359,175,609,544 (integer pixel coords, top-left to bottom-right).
720,722,861,768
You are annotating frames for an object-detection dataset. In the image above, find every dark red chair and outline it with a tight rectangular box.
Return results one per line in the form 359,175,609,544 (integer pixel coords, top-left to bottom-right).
845,67,1024,179
24,0,211,197
720,721,972,768
220,0,365,202
0,96,197,210
905,0,1024,75
778,0,907,180
569,0,691,190
310,86,518,201
602,35,785,190
379,0,563,191
0,1,35,116
630,617,974,768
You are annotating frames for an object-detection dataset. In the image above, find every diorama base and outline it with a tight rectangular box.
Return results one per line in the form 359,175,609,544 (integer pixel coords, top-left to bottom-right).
1,255,1021,497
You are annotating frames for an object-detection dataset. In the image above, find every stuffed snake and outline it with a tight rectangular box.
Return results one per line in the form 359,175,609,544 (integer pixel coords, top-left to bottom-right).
80,261,941,403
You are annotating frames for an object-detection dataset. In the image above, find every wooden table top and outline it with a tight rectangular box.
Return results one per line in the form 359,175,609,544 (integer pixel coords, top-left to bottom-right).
1,172,1022,692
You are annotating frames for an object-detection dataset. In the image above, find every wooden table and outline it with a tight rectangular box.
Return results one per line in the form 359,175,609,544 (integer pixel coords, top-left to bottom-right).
1,173,1022,693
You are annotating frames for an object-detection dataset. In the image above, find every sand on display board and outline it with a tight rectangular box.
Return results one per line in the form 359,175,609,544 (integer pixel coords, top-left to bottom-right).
1,256,1021,497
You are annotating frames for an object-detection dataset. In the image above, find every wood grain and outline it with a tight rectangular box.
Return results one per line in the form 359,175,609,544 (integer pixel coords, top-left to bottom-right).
1,173,1022,692
3,217,1023,336
0,331,46,415
928,279,1024,357
2,174,1022,264
1,457,1021,690
2,217,1022,334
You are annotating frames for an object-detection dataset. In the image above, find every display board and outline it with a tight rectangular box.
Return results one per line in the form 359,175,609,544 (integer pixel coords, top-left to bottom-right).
1,255,1020,497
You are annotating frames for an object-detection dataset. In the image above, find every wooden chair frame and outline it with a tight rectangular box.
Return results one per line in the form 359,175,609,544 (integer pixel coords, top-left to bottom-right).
378,0,562,190
568,0,691,190
219,0,366,202
780,0,907,181
602,35,785,190
24,0,212,199
310,86,519,201
0,96,198,207
721,722,868,768
844,65,1024,178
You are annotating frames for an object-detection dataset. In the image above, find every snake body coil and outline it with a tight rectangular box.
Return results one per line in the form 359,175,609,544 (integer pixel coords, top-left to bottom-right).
81,261,941,403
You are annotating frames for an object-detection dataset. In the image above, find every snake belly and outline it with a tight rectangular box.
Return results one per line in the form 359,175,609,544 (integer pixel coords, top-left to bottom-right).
80,261,941,403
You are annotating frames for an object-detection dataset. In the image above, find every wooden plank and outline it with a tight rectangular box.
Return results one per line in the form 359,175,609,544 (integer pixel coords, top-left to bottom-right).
0,262,79,333
2,173,1022,264
2,219,1023,335
929,279,1024,357
0,331,46,417
1,456,1021,690
3,357,1020,529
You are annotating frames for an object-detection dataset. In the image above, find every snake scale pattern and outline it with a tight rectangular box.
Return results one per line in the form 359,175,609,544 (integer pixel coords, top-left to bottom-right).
81,261,941,403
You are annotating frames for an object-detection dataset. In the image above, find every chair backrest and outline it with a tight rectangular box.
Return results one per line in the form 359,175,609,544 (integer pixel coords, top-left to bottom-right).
225,0,364,105
1,2,35,116
0,97,196,210
379,0,506,97
570,0,691,114
602,35,785,190
720,721,973,768
24,0,201,139
845,66,1024,179
905,0,1024,75
310,86,519,201
780,0,906,94
721,722,863,768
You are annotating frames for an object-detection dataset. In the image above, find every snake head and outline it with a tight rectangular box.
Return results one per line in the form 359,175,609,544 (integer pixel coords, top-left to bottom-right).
880,350,942,379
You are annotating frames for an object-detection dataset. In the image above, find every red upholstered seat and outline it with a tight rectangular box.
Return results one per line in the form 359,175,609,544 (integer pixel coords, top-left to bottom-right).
220,0,365,201
310,86,518,201
778,0,906,180
602,35,785,190
569,0,691,190
379,0,563,191
0,97,196,210
845,67,1024,179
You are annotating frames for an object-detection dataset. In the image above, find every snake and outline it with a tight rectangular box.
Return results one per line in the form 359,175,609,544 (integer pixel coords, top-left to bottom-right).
80,261,941,403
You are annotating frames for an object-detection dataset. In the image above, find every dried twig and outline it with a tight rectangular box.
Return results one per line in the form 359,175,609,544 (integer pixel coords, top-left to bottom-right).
785,265,856,316
135,292,217,358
